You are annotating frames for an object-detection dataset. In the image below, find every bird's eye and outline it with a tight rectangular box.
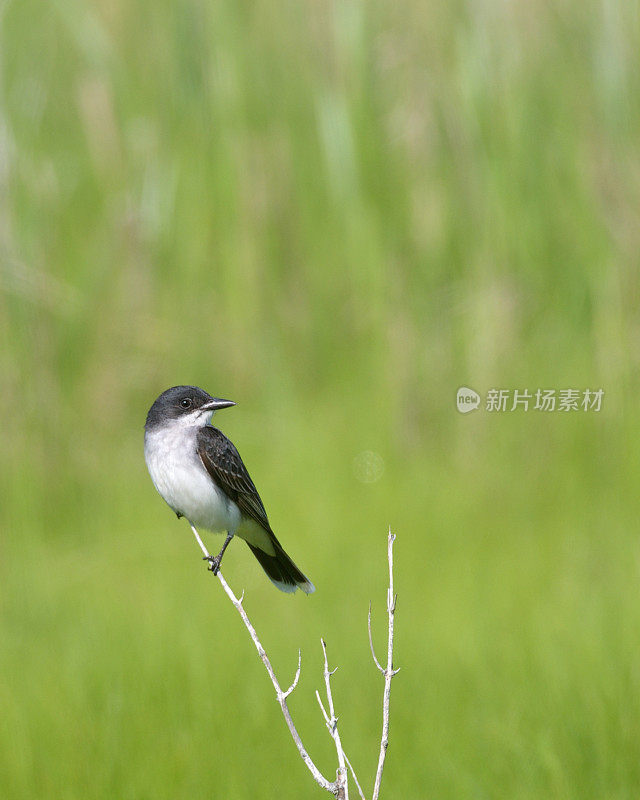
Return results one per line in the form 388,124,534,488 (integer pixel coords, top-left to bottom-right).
180,398,192,409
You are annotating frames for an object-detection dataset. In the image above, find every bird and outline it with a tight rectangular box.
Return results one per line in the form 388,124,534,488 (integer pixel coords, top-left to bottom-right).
144,385,315,594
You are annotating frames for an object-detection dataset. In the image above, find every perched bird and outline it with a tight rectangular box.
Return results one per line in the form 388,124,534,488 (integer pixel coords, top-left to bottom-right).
144,385,315,594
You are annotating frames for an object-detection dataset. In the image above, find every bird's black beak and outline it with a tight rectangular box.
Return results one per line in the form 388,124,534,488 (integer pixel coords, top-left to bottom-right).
202,398,236,411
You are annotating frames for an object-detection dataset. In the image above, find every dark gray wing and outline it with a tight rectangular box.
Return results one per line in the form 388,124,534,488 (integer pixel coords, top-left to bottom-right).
196,426,272,533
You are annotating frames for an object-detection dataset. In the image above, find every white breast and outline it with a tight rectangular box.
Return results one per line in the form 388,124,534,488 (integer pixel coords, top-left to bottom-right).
144,422,241,533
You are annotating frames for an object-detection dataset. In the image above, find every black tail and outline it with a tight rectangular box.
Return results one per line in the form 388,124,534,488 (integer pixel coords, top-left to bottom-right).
247,541,315,594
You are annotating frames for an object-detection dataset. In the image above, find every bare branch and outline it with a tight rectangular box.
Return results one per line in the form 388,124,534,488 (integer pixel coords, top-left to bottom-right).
282,650,302,699
367,601,384,674
315,693,365,800
318,638,348,800
370,528,399,800
189,522,210,560
188,523,336,795
189,522,399,800
344,753,367,800
315,689,331,726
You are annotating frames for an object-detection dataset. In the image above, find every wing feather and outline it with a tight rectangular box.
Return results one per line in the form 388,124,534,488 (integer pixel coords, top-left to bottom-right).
196,426,272,533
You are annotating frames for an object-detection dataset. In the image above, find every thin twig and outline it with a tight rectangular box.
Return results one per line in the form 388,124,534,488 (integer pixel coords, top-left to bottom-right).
370,528,400,800
189,522,399,800
282,650,302,699
344,753,367,800
316,639,348,799
188,523,336,794
189,522,210,561
368,601,384,674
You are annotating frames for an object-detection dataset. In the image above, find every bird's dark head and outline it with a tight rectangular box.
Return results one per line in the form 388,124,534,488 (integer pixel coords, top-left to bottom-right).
145,386,235,431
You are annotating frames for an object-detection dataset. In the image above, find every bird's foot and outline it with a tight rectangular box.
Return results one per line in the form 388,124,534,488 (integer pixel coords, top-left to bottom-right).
204,555,221,575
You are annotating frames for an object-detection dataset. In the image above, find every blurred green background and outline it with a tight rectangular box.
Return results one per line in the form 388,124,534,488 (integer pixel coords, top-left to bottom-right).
1,0,639,797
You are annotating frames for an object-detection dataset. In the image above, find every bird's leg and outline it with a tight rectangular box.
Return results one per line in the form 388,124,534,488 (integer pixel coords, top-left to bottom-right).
204,531,234,575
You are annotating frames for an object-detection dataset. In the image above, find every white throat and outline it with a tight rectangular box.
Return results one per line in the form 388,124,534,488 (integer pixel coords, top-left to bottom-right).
144,414,240,534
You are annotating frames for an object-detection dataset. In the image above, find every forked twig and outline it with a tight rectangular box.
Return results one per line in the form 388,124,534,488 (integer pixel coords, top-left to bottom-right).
315,638,349,799
369,529,400,800
189,522,399,799
189,523,335,794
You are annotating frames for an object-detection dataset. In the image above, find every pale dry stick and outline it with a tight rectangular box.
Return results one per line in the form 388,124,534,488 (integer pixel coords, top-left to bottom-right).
188,523,336,795
315,638,349,800
368,529,400,800
190,522,398,799
343,753,367,800
316,691,366,800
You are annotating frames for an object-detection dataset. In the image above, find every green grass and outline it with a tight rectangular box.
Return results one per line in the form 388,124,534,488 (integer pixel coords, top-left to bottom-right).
1,0,640,797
